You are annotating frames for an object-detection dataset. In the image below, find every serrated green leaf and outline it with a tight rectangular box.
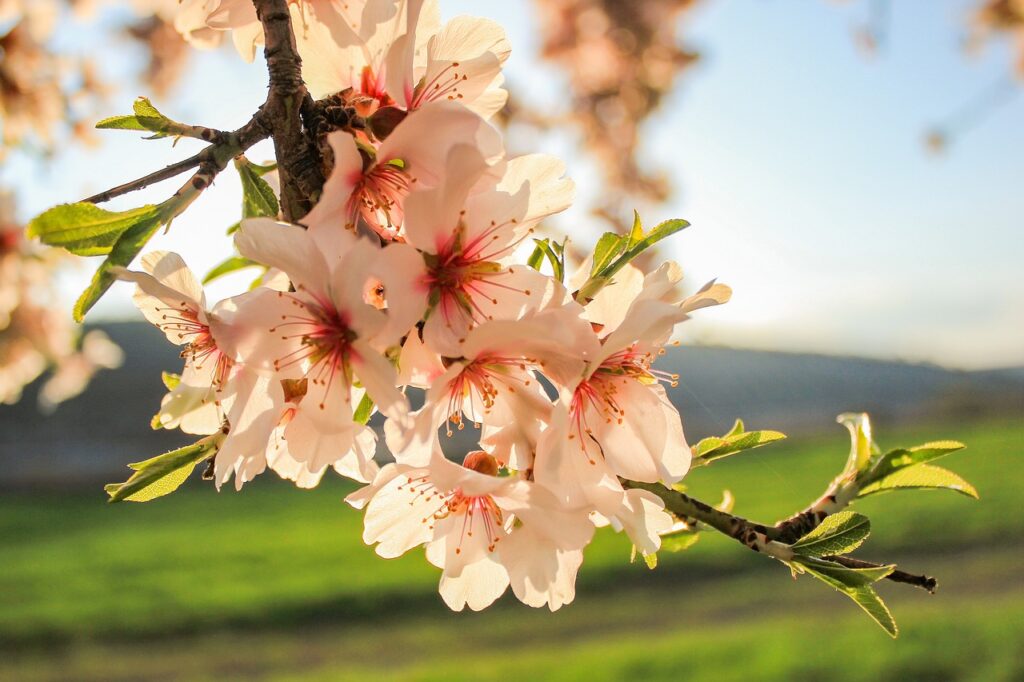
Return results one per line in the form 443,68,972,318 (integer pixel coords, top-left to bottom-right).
862,441,967,486
95,97,173,137
692,429,786,465
600,219,690,281
203,255,259,284
236,157,280,219
622,218,689,259
849,586,898,638
858,463,978,499
626,210,643,248
95,115,150,131
73,207,167,321
577,215,690,301
105,435,221,503
724,418,745,438
791,511,871,557
795,556,894,589
27,203,161,256
590,232,626,276
353,393,375,425
792,558,900,637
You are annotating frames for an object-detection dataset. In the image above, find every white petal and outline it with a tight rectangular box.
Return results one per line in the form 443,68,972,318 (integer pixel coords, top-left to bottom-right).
302,131,365,229
361,465,437,558
235,218,328,294
436,553,509,612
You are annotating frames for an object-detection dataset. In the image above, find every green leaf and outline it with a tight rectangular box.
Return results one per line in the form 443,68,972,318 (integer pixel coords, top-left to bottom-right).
795,556,894,589
858,463,978,499
692,427,786,466
94,115,150,132
625,210,644,249
724,418,745,438
862,441,966,486
203,255,259,284
526,241,546,270
236,157,280,219
791,511,871,557
849,586,898,638
621,218,689,260
73,207,167,321
531,238,564,283
600,218,690,282
26,203,161,256
590,232,626,276
575,214,690,301
105,435,222,503
789,558,898,637
660,529,701,553
95,97,174,138
353,393,375,425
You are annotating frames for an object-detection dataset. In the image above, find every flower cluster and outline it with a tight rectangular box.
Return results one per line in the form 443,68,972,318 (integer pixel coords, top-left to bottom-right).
118,0,729,611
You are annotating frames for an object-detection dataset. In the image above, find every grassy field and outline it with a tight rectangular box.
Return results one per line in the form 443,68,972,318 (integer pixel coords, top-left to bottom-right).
2,417,1022,680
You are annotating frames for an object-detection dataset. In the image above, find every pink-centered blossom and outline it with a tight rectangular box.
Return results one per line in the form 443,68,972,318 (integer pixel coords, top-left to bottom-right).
301,0,510,119
231,217,409,445
349,448,594,611
400,144,575,355
303,100,503,242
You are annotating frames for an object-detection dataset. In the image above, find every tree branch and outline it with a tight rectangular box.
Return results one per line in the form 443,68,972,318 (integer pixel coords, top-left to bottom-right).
81,1,325,220
82,114,271,205
770,473,860,543
625,481,937,592
828,555,937,593
253,0,324,221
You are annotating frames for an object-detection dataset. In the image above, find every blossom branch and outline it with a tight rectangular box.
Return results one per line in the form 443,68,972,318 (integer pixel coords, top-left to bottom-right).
253,0,324,221
770,473,860,544
626,481,937,592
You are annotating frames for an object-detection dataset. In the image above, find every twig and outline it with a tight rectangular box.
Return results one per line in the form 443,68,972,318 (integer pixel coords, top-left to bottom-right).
82,153,204,204
82,114,271,205
828,555,937,593
770,473,860,544
625,481,937,592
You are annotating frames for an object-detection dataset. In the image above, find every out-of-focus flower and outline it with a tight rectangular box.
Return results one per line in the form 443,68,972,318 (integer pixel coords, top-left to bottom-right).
524,0,700,223
0,191,121,408
973,0,1024,77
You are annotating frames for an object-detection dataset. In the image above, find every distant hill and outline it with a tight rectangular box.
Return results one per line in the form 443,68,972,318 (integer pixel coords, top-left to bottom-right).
2,322,1021,489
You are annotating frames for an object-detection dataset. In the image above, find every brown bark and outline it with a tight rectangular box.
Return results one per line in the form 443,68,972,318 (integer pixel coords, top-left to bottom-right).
253,0,324,221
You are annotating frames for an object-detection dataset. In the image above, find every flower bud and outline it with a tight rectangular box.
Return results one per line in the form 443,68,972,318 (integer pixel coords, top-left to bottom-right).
463,451,499,477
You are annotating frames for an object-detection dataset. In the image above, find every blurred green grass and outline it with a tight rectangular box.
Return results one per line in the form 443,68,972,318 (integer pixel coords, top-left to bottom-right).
1,417,1021,681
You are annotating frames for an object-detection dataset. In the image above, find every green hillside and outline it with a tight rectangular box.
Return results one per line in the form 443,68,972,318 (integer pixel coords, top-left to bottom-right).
2,417,1020,681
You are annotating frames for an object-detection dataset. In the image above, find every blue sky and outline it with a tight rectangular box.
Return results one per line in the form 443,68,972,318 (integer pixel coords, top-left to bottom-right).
3,0,1021,369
